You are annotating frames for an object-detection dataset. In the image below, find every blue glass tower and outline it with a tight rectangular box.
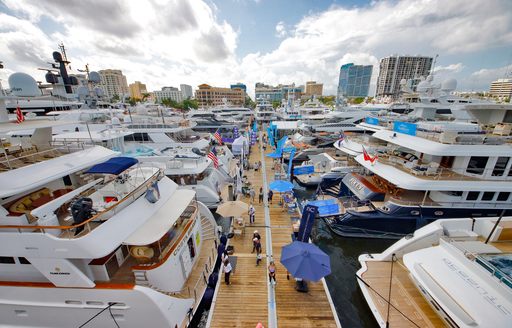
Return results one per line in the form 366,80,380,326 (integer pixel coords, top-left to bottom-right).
337,63,373,102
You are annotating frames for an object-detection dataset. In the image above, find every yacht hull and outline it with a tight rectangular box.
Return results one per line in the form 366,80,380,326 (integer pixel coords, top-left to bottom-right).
325,206,512,239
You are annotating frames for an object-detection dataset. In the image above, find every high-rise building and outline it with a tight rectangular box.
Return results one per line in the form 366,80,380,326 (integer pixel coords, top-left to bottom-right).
195,84,245,107
129,81,147,99
230,82,247,94
489,78,512,99
337,63,373,101
98,69,129,100
180,84,193,99
305,81,323,97
376,55,433,99
255,83,304,102
153,87,183,103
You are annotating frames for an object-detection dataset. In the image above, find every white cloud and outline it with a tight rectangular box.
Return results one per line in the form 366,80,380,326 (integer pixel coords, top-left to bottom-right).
1,0,511,97
471,65,512,82
275,21,287,38
434,63,465,74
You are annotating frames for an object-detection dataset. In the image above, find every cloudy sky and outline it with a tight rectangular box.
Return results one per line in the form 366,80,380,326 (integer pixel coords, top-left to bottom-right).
1,0,511,98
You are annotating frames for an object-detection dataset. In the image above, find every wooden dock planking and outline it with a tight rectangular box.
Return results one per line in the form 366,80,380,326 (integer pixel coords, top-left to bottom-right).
209,136,340,328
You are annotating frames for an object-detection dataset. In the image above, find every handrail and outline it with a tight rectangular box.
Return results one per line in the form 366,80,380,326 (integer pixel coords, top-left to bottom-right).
132,215,196,271
0,170,161,232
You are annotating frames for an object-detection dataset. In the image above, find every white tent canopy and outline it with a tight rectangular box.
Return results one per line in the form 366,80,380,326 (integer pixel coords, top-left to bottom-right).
231,135,249,155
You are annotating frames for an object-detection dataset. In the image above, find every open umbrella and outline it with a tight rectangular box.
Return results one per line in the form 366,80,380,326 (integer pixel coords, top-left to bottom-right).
216,200,249,217
281,241,331,281
269,180,294,193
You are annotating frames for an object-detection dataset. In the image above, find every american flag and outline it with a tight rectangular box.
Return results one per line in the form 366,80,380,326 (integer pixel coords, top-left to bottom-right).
208,147,219,168
16,106,25,124
213,129,223,145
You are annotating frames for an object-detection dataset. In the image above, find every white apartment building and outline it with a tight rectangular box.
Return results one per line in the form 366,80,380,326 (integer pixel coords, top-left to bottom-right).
98,69,129,100
154,87,183,103
376,55,433,99
180,84,193,99
489,78,512,99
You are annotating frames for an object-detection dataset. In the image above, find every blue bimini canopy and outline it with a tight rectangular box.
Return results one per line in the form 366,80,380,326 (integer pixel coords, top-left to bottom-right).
86,157,139,175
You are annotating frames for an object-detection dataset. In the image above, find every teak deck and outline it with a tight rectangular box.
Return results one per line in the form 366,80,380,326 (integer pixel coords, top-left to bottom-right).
208,138,340,328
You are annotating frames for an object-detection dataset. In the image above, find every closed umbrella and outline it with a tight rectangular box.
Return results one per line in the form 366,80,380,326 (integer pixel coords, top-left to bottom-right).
281,241,331,281
269,180,294,193
216,200,249,217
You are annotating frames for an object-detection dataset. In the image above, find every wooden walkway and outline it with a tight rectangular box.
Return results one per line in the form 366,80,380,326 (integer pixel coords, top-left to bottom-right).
208,138,340,328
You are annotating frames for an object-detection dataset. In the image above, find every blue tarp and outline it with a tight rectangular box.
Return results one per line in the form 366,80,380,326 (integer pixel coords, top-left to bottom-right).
293,165,314,175
86,157,138,175
306,199,339,217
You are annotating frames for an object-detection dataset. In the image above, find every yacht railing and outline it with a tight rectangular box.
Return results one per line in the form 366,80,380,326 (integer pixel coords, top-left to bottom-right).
377,154,512,181
474,256,512,290
131,206,198,271
388,197,509,209
1,140,91,171
0,170,162,236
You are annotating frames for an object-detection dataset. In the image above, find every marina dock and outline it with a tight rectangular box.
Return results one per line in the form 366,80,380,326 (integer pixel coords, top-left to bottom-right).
208,139,340,328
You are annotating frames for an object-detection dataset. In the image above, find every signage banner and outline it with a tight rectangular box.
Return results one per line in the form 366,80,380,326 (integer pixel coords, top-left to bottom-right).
365,117,379,125
293,165,315,175
287,148,296,178
393,121,417,136
297,205,318,242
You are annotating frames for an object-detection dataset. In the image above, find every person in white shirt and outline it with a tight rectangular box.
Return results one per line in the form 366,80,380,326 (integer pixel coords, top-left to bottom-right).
249,204,256,224
224,259,233,285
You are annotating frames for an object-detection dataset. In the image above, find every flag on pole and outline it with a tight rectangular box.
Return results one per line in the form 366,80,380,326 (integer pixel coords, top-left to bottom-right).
16,106,25,124
362,146,378,164
208,147,219,168
213,129,223,145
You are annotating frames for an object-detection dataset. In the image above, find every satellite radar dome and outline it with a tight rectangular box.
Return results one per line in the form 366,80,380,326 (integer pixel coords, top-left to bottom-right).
416,80,430,92
52,51,63,62
45,72,59,84
89,71,101,83
426,74,434,82
8,72,40,97
441,78,457,92
111,117,121,126
68,76,79,85
93,87,104,97
77,86,89,97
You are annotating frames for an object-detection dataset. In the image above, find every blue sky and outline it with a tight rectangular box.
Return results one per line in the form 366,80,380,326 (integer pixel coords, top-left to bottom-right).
1,0,511,97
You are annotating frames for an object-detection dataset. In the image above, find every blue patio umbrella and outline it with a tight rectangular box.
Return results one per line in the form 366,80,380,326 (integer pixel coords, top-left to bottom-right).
281,241,331,281
269,180,294,193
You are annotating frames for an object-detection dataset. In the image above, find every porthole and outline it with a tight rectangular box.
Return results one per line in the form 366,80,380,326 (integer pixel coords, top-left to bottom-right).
410,210,420,216
434,211,444,216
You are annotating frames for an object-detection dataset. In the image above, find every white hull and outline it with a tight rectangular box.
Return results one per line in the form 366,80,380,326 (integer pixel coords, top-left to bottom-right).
0,284,193,328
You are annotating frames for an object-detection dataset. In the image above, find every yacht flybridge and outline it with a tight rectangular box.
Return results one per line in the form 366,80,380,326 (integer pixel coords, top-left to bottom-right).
326,103,512,238
357,216,512,328
0,124,218,327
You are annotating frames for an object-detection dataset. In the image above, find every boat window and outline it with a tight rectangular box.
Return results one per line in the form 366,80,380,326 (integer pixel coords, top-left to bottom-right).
466,156,488,175
124,133,153,142
466,192,479,201
481,192,495,201
18,257,30,264
497,192,510,202
447,191,463,197
0,256,15,264
492,157,509,176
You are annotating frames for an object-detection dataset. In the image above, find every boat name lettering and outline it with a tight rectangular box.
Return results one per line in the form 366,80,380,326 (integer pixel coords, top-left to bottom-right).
50,267,71,275
349,177,364,192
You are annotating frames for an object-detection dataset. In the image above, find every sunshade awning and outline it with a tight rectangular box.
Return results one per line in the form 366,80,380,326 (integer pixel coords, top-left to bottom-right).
124,189,196,245
86,157,138,175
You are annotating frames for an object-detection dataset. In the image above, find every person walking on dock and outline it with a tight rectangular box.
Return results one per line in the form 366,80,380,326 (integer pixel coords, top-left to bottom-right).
249,187,256,203
249,204,255,225
252,230,261,253
258,187,264,203
224,259,232,285
268,260,277,286
268,189,273,204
